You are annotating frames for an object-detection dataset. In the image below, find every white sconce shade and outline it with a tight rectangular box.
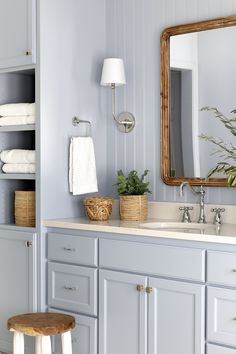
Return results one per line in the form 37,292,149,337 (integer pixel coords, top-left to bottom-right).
100,58,126,86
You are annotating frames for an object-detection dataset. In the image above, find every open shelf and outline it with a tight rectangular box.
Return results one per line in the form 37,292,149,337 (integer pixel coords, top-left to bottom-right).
0,173,35,180
0,223,36,232
0,124,35,132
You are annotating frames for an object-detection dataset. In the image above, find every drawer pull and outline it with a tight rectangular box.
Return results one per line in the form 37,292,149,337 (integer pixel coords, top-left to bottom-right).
137,284,145,292
72,337,78,343
63,286,77,291
146,286,153,294
233,317,236,321
63,247,76,252
232,269,236,272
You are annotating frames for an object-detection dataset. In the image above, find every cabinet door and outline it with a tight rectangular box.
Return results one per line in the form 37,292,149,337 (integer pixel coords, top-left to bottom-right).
0,0,36,68
99,270,148,354
0,230,37,353
149,278,205,354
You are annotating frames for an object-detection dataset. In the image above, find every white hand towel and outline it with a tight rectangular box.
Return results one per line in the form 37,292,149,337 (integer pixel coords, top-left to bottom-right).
0,150,35,164
0,103,35,117
69,137,98,195
0,115,35,126
2,163,36,174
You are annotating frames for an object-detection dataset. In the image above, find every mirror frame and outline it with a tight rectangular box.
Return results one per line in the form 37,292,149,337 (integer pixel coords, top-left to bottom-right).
161,15,236,187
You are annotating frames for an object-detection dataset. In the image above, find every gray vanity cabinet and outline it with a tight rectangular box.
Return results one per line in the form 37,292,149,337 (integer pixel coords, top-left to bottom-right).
0,0,36,68
0,230,37,353
148,278,204,354
99,238,205,354
99,270,148,354
99,270,204,354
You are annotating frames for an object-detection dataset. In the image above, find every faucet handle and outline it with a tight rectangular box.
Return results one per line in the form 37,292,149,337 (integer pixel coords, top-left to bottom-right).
179,206,193,223
211,208,225,225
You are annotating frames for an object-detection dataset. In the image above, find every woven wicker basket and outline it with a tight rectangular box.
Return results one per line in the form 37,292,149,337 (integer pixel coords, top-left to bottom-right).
84,197,113,221
119,195,148,221
15,191,35,227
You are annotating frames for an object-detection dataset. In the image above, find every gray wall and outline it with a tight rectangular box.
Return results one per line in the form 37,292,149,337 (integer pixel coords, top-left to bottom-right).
39,0,107,219
105,0,236,205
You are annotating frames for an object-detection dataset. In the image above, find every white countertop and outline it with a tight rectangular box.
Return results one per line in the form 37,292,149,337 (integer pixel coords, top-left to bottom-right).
44,217,236,245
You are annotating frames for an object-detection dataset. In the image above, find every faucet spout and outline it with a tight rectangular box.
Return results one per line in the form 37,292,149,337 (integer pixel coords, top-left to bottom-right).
179,182,206,223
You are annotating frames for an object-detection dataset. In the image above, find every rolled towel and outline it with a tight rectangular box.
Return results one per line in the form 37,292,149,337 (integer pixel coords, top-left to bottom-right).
0,103,35,117
0,115,35,126
0,150,35,164
2,163,36,174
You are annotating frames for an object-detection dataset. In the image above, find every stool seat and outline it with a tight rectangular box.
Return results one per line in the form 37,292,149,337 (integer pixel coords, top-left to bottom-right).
7,313,75,336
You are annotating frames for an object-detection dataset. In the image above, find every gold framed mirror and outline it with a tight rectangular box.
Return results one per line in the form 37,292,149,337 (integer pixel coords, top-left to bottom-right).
161,15,236,187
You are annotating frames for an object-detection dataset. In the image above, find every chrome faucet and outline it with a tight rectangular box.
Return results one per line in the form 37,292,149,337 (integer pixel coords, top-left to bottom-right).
180,182,206,223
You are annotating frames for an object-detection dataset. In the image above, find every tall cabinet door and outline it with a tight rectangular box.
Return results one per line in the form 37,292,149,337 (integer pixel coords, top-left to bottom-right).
148,278,205,354
99,270,148,354
0,0,36,68
0,230,37,353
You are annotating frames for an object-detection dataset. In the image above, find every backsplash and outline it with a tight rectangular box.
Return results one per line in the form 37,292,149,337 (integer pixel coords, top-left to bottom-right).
105,0,236,205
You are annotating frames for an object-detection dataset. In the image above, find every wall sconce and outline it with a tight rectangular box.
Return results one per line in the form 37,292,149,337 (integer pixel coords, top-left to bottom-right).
100,58,135,133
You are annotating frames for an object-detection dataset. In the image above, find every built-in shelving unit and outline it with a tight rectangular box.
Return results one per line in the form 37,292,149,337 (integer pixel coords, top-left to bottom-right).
0,124,35,132
0,69,36,227
0,173,36,180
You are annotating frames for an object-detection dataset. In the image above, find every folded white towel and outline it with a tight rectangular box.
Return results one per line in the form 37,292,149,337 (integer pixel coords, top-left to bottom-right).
69,137,98,195
0,115,35,126
0,103,35,117
2,163,36,174
0,150,35,164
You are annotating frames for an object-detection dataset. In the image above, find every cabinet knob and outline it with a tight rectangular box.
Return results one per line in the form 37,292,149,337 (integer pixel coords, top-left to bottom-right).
25,241,32,248
25,50,32,56
136,285,145,292
146,286,153,294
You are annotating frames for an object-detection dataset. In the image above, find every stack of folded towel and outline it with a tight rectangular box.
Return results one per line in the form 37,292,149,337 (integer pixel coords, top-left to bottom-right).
0,150,36,173
0,103,35,126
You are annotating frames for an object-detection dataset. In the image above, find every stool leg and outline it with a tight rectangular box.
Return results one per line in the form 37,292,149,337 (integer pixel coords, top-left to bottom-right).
61,331,72,354
36,336,51,354
13,331,24,354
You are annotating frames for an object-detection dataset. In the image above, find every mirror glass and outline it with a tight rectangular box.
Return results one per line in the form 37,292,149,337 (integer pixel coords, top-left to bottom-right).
170,27,236,178
161,16,236,186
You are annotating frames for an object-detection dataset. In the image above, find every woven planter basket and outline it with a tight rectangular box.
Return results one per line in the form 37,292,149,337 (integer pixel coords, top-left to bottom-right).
15,191,35,227
84,197,113,221
119,195,148,221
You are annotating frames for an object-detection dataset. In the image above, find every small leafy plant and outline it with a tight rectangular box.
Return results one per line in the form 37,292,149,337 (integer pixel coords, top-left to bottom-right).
199,106,236,186
116,170,151,195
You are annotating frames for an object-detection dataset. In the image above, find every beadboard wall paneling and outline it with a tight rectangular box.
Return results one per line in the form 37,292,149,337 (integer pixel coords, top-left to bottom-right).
40,0,107,219
105,0,236,205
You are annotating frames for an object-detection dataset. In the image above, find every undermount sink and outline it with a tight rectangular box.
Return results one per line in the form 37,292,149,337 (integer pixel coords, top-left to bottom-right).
140,222,216,231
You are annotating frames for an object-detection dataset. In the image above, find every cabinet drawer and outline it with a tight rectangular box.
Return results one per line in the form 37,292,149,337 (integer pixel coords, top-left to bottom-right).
207,287,236,347
50,309,97,354
100,238,205,281
208,251,236,287
48,262,97,316
48,233,98,266
208,344,236,354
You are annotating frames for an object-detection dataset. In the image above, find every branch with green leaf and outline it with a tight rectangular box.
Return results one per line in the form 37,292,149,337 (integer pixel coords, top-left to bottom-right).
199,106,236,186
115,170,151,195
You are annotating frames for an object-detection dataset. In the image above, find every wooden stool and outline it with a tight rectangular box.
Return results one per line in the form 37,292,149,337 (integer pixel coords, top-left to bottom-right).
7,313,75,354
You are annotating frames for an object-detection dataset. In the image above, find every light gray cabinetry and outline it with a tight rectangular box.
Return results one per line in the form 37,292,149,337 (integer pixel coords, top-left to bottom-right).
99,239,205,354
207,344,236,354
0,0,36,68
47,232,98,354
51,310,97,354
149,278,204,354
99,270,148,354
0,230,37,353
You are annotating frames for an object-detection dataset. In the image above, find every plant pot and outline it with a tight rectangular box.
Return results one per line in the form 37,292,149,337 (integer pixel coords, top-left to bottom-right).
119,195,148,221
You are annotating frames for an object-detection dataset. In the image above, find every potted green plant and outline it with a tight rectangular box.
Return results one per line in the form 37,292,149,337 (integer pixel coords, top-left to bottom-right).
199,107,236,186
115,169,151,221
